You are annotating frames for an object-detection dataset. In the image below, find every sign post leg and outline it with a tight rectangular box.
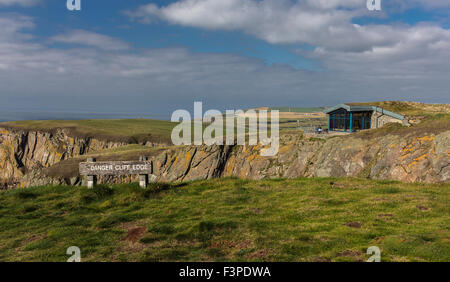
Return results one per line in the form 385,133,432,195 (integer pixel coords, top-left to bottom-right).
139,156,148,188
139,174,148,189
87,158,96,188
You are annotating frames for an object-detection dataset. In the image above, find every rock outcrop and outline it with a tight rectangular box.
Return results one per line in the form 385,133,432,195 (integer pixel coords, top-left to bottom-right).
150,131,449,183
1,125,449,189
0,128,127,188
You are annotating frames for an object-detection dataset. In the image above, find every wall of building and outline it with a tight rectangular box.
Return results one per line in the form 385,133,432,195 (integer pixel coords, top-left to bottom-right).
370,111,405,129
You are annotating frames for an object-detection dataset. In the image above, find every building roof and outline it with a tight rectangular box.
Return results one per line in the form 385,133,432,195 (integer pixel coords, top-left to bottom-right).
324,104,405,120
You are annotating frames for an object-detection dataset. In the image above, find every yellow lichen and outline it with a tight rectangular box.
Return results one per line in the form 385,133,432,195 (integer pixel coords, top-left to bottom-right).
414,153,428,162
417,136,434,142
185,151,191,163
278,144,292,154
408,161,418,169
225,157,235,175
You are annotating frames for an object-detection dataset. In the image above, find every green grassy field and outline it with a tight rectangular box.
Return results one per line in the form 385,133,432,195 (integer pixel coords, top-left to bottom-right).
0,117,305,144
0,119,177,144
278,118,328,131
269,107,326,113
0,178,448,262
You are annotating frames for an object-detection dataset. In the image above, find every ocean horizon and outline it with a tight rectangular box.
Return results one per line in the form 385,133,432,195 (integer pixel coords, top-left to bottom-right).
0,111,170,123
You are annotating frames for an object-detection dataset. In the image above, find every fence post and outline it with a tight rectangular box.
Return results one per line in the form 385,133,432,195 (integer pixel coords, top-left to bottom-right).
139,156,148,189
87,158,96,188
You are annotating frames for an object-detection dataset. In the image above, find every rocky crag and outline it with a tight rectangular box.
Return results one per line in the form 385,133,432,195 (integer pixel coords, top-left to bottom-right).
0,128,131,188
1,124,449,189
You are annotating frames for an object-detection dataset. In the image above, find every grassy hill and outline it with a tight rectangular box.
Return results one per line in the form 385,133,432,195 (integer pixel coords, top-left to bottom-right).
347,101,450,118
0,178,448,262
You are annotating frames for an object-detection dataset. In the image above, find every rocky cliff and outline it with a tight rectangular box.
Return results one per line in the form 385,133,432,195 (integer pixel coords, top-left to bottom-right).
150,129,449,183
0,128,128,188
1,123,449,189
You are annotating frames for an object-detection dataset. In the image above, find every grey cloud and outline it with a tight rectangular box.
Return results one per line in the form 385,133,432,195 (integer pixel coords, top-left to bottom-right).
406,0,450,9
0,13,448,119
0,0,39,6
50,30,130,51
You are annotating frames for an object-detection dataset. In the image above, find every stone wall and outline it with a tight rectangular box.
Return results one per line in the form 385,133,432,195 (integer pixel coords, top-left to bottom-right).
370,111,406,129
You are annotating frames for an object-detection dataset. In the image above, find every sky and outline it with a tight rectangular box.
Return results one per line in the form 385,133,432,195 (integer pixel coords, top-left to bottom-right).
0,0,449,119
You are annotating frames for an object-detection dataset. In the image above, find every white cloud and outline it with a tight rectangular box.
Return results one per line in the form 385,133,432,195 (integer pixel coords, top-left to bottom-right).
127,0,450,54
0,13,448,116
124,0,450,106
0,0,39,6
127,0,368,49
407,0,450,9
0,14,34,38
50,30,130,51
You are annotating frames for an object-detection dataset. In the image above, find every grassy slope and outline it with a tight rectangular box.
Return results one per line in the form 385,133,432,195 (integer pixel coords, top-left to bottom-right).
347,101,450,118
0,119,177,144
0,178,448,262
352,113,450,140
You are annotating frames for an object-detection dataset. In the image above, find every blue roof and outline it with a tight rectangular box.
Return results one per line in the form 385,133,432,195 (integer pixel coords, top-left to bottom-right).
324,104,405,120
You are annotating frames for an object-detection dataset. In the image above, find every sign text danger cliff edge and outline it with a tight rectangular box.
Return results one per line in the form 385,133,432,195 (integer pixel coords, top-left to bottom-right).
79,157,153,188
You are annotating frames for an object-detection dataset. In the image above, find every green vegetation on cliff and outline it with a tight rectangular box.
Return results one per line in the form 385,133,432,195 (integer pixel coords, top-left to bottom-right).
0,178,448,262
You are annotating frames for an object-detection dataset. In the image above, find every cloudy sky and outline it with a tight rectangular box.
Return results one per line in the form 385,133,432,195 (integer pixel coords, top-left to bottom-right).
0,0,449,118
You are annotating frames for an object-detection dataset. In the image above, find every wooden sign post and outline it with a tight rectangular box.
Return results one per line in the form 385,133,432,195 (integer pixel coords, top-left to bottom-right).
79,156,153,188
86,157,96,188
139,156,149,189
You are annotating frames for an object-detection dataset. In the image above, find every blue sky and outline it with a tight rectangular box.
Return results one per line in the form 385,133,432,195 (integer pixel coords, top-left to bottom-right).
0,0,449,118
5,0,320,70
9,0,448,69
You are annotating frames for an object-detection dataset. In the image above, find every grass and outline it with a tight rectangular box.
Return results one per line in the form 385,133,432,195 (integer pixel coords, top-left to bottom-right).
268,107,326,113
2,102,446,144
278,118,328,131
352,113,450,140
0,119,177,144
0,177,448,262
347,101,450,118
0,117,301,145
